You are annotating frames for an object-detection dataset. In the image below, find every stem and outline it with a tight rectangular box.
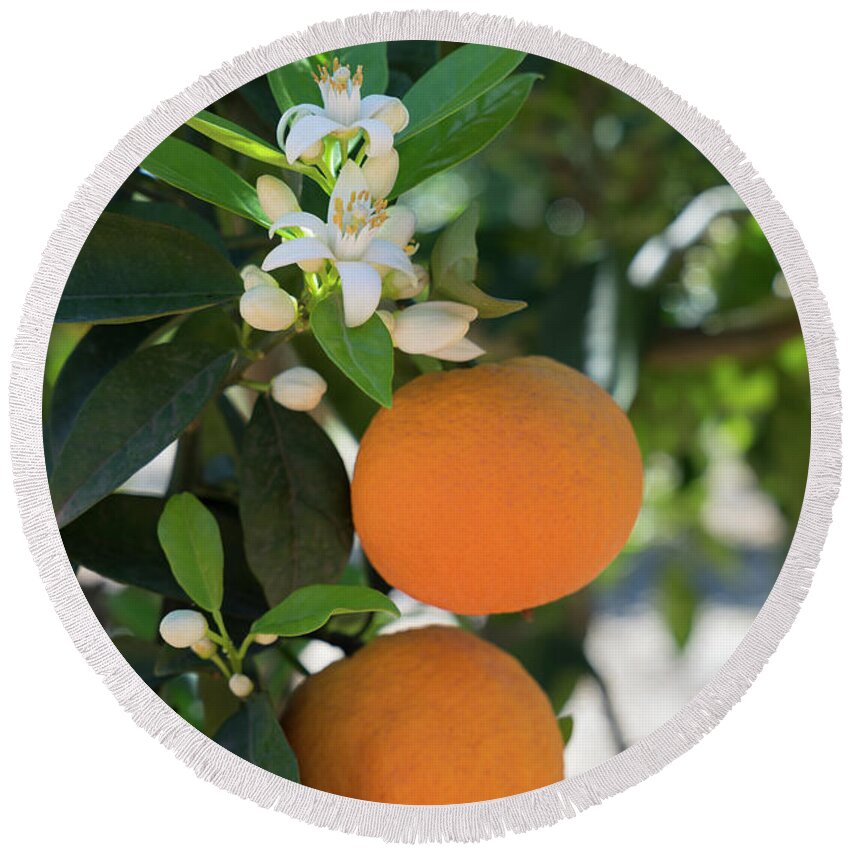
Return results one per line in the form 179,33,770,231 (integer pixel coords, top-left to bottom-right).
280,642,311,677
224,326,300,387
211,610,241,674
236,633,255,659
239,379,270,393
205,630,225,646
208,652,231,679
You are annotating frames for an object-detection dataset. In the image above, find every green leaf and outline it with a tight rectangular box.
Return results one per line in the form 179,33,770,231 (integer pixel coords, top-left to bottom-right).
187,111,289,168
48,319,166,463
558,715,575,746
157,493,225,612
60,495,268,621
660,564,699,651
172,307,239,350
310,289,394,407
49,341,233,527
392,73,538,198
215,693,300,781
267,43,388,113
398,45,525,143
142,136,269,226
56,213,244,324
251,584,399,637
431,203,527,318
239,396,353,606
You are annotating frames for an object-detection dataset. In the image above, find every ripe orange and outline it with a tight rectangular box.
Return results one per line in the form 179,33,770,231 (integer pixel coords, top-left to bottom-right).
352,356,643,615
281,625,564,804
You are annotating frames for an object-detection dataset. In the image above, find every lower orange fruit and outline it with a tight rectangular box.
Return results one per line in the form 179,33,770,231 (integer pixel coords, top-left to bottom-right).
281,625,565,804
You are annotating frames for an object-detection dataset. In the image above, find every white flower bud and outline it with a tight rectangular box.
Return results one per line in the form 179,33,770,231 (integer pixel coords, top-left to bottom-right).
297,258,326,274
240,264,278,291
228,673,254,699
363,148,399,199
191,638,217,659
391,301,478,355
256,175,300,223
373,99,410,134
239,285,298,332
430,337,486,362
253,633,278,646
159,610,208,649
271,366,328,411
384,263,427,300
300,138,324,162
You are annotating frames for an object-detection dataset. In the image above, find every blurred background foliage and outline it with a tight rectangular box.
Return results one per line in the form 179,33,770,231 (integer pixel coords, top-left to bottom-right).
44,42,809,754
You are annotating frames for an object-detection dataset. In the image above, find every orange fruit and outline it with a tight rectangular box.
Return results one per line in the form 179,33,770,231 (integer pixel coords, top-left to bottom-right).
281,625,564,804
352,356,643,615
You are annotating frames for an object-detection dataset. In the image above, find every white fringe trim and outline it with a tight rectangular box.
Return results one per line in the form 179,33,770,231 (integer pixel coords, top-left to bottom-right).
8,10,841,843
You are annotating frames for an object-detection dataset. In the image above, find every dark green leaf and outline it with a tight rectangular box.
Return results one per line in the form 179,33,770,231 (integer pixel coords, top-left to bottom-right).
267,43,388,113
50,341,233,527
172,307,239,350
431,204,527,318
157,493,224,612
142,136,269,226
215,693,300,781
398,45,525,142
660,564,699,651
310,289,394,407
187,111,289,168
251,584,399,637
106,586,162,641
48,319,166,462
107,200,228,256
61,495,268,621
154,645,212,678
56,213,244,324
392,73,538,198
558,715,575,746
239,396,353,606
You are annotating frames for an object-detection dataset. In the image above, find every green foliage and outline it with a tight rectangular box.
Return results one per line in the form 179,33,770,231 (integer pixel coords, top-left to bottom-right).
431,203,526,317
310,289,395,407
558,715,575,746
238,396,353,606
50,341,233,527
215,693,300,781
251,584,400,637
56,213,243,323
157,493,225,612
187,111,289,168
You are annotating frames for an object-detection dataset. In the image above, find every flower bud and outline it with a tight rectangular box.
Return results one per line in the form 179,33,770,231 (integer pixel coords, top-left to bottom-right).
256,175,300,223
383,263,427,300
363,148,399,199
378,205,416,249
240,264,278,291
430,337,486,362
271,366,328,411
373,99,409,134
297,258,326,274
191,638,217,659
390,301,478,355
376,309,395,335
253,633,278,646
300,138,325,162
239,285,298,332
159,610,208,649
228,673,254,699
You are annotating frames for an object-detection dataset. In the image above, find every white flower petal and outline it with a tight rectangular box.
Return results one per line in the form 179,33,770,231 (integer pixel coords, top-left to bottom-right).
430,337,486,362
359,94,400,120
362,148,399,199
329,160,370,220
277,103,325,148
353,118,395,158
391,302,472,355
284,114,341,164
256,175,300,222
267,212,328,241
336,261,383,327
362,238,415,276
261,237,334,271
271,366,328,412
376,204,416,247
240,265,278,290
239,286,297,332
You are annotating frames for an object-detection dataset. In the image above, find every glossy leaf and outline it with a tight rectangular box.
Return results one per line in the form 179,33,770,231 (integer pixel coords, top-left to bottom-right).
142,136,269,226
310,289,394,407
239,396,353,606
56,213,243,324
398,45,525,142
558,715,575,746
431,203,527,318
157,493,224,612
251,583,399,637
267,43,388,113
50,342,233,527
215,693,300,781
48,319,167,462
392,73,538,198
187,111,289,168
60,495,268,621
